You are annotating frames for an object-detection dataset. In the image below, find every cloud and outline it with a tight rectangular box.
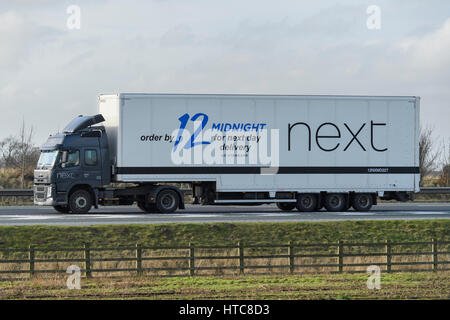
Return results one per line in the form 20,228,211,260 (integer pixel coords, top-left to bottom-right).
398,18,450,74
293,4,364,37
160,24,196,47
0,11,28,69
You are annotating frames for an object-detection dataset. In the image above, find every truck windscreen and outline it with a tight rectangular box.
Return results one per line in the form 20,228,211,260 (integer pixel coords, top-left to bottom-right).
37,150,59,169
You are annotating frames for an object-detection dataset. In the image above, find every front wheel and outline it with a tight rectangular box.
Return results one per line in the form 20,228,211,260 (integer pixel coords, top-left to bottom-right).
68,189,93,214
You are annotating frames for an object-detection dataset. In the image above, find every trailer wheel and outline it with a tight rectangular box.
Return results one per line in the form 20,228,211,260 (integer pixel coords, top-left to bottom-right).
296,194,318,212
68,189,92,214
156,189,179,213
137,201,158,213
352,194,373,211
53,205,70,214
324,194,346,212
276,203,296,211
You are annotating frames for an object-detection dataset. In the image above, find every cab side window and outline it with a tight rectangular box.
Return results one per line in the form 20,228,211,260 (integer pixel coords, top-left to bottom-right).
66,150,80,167
84,149,98,166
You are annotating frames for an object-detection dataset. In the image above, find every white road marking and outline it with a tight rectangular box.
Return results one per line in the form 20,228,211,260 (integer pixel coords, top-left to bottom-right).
174,214,228,218
69,214,143,219
0,211,449,221
0,203,449,226
0,215,57,220
337,212,377,216
407,211,450,215
0,214,144,220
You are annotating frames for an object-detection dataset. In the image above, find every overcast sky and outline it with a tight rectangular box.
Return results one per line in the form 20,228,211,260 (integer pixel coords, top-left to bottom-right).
1,0,449,146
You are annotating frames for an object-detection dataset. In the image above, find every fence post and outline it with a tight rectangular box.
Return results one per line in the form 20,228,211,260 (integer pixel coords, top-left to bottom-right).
136,243,142,276
84,243,91,278
288,241,294,275
189,242,195,276
432,239,438,271
337,240,343,273
385,240,391,273
238,241,244,275
28,245,35,278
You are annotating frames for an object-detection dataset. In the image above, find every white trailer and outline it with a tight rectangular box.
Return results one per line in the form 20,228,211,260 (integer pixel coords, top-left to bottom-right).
97,93,420,212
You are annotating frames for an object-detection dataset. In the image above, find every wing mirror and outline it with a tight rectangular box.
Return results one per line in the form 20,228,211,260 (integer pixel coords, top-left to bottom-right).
61,151,68,168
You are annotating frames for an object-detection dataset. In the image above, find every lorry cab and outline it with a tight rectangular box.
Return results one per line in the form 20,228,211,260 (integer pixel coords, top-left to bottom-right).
34,114,111,213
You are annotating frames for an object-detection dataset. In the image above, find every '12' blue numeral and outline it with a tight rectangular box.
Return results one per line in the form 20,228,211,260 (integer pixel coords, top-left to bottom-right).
173,113,211,151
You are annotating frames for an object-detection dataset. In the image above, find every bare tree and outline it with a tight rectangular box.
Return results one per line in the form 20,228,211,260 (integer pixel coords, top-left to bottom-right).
0,119,40,188
439,139,450,187
419,126,440,186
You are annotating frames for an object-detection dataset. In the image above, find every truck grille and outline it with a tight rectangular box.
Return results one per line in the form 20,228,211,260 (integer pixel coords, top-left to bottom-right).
34,185,49,201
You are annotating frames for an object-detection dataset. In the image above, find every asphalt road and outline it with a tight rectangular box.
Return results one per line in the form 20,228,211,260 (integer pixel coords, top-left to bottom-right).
0,202,448,225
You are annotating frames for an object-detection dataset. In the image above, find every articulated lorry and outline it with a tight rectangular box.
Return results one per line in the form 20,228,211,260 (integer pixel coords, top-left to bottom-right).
34,94,420,214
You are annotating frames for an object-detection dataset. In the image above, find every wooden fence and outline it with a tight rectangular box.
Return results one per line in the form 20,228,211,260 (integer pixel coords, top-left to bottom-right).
0,240,449,278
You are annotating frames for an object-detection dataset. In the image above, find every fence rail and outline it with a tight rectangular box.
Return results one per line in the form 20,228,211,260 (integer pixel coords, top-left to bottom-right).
0,240,448,278
419,187,450,194
0,189,34,197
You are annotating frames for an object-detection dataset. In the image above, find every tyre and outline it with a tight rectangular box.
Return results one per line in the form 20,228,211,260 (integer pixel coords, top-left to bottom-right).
137,201,159,213
156,189,179,213
276,202,296,211
68,189,93,214
352,193,373,211
53,205,70,213
296,194,318,212
324,193,346,212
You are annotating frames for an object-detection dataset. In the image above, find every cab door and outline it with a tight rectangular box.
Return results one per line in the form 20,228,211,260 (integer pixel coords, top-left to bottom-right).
81,148,102,188
54,149,82,194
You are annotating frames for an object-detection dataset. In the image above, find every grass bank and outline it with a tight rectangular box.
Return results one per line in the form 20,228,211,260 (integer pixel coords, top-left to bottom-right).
0,220,449,249
0,272,448,300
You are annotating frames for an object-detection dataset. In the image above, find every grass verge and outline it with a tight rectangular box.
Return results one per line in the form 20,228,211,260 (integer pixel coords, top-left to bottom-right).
0,221,448,299
0,272,448,300
0,220,449,249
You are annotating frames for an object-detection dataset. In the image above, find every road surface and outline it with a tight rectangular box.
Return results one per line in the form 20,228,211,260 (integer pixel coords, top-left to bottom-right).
0,202,448,225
